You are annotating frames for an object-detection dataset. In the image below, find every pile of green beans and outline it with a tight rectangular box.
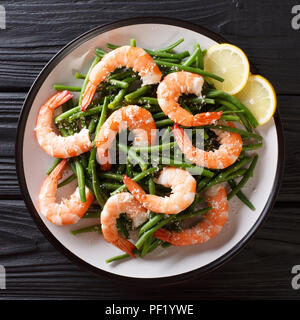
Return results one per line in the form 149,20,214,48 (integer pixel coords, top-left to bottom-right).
48,37,262,263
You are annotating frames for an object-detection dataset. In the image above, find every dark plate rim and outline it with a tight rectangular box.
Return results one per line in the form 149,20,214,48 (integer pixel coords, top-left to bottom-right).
15,16,285,286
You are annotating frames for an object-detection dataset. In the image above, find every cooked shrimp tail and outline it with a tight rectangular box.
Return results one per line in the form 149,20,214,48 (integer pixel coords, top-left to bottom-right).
113,236,137,258
122,174,146,202
50,90,73,108
51,158,68,179
81,82,97,111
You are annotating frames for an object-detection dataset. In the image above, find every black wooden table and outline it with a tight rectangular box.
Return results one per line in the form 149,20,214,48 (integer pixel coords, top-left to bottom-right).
0,0,299,300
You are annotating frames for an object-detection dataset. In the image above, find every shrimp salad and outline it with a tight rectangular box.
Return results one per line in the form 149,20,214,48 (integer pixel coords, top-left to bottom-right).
35,38,264,263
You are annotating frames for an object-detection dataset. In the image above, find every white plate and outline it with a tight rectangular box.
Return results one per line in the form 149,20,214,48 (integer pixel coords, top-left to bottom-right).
16,18,284,283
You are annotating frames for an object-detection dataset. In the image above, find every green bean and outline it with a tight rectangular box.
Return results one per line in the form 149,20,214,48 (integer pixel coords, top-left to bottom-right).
155,57,181,64
207,90,258,128
221,115,240,122
132,141,177,153
111,166,159,195
98,172,123,182
142,239,163,256
183,96,215,105
91,160,107,208
126,158,134,178
110,70,134,80
58,173,77,188
134,97,159,106
156,38,184,52
124,85,150,103
55,106,81,123
108,88,127,109
106,253,130,263
118,143,148,171
138,214,164,237
75,161,86,203
130,38,136,47
227,155,259,200
176,206,211,221
108,79,130,89
228,179,255,210
149,50,190,60
153,112,167,120
75,72,86,79
53,84,81,92
221,110,245,114
68,105,103,122
102,182,122,190
87,148,97,176
155,119,174,128
105,42,189,60
148,176,156,195
155,118,174,129
215,98,252,132
197,176,212,192
46,158,62,175
182,45,200,67
205,124,263,141
161,127,172,143
94,96,109,144
154,60,224,82
242,142,263,151
71,224,102,235
135,215,175,249
140,235,155,258
225,168,247,180
204,157,251,190
195,44,205,69
157,156,214,177
88,116,98,134
95,48,106,58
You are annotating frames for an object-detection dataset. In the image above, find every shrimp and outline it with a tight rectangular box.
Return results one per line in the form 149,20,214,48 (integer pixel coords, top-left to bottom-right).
123,167,196,215
157,71,222,126
39,159,94,225
80,46,162,111
95,105,156,170
101,192,149,257
173,121,243,169
35,90,92,158
154,184,228,246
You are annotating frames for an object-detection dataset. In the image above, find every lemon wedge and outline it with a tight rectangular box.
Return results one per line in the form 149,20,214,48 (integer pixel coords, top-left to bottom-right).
204,43,250,95
235,74,277,125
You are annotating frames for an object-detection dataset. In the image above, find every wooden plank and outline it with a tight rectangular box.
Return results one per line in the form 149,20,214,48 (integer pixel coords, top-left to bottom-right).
0,199,298,299
0,0,298,94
